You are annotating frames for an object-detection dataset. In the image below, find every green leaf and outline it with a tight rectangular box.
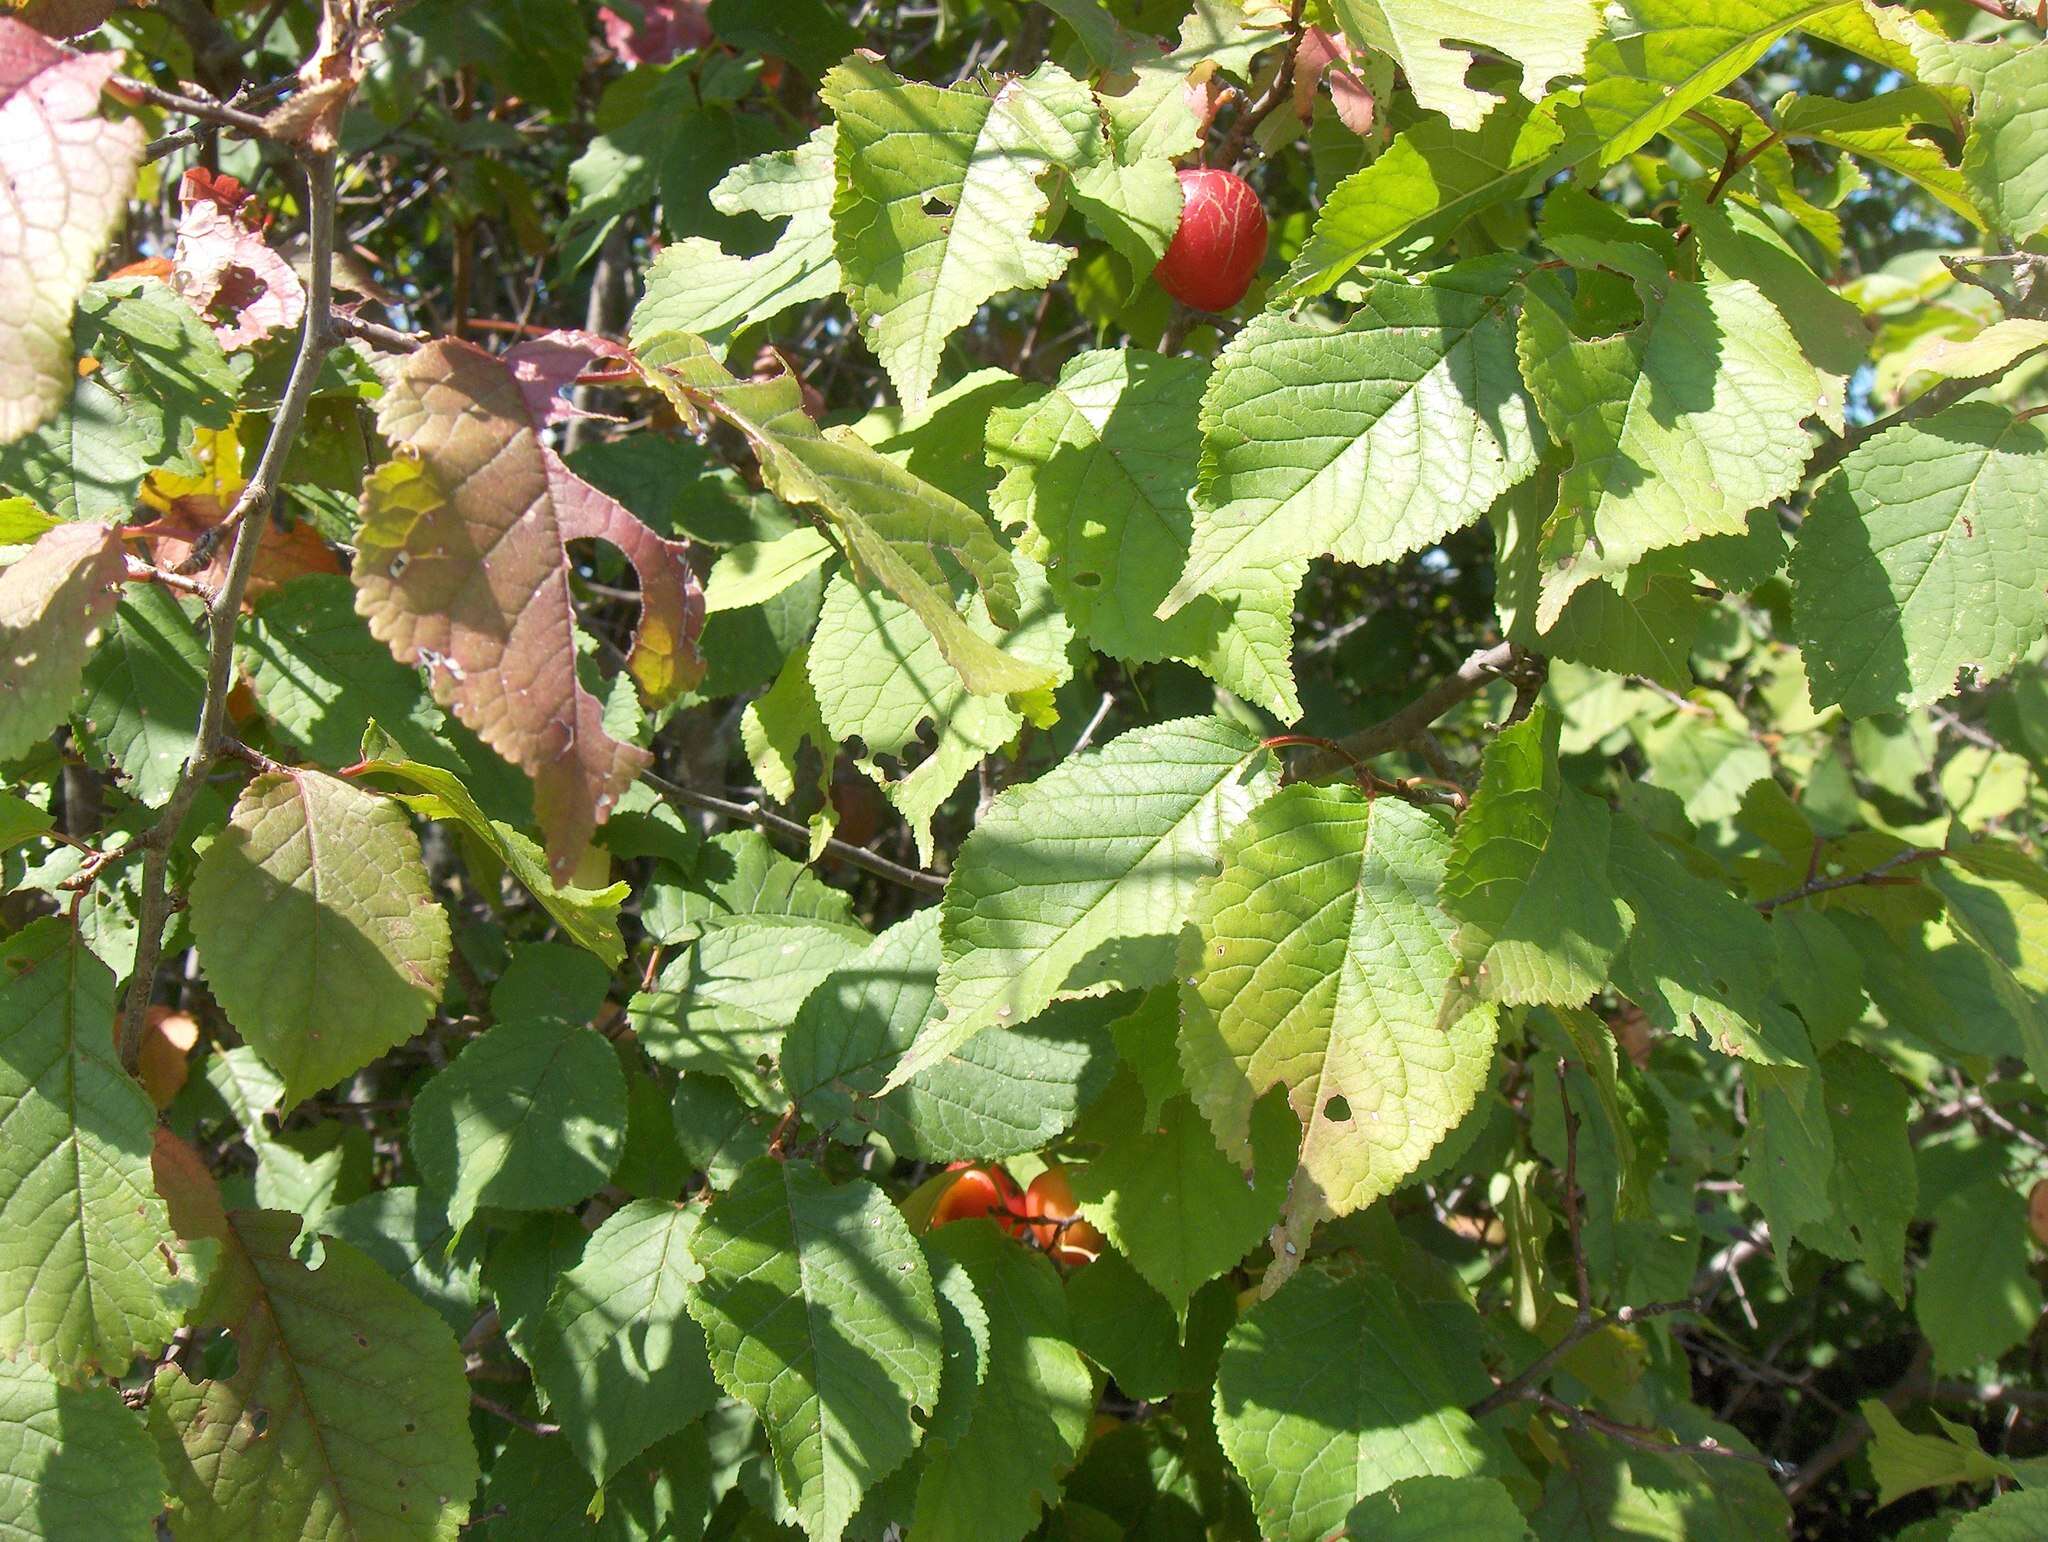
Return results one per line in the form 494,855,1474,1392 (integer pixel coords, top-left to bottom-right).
478,1424,713,1542
1518,272,1821,627
1163,260,1536,633
686,1158,943,1542
189,769,451,1108
1180,788,1499,1258
1529,1407,1788,1539
1573,0,1851,169
1915,1180,2040,1376
352,742,630,967
892,716,1278,1091
410,1019,627,1236
783,908,1119,1162
0,919,193,1377
323,1187,480,1337
670,1074,773,1190
1953,1487,2048,1540
808,559,1072,862
1329,0,1601,131
705,0,859,78
1344,1475,1534,1540
644,348,1054,699
630,126,843,351
150,1203,478,1541
740,643,837,859
1738,1062,1836,1270
987,348,1296,716
529,1198,718,1484
1605,812,1809,1065
920,1241,991,1453
0,521,124,761
642,827,856,945
632,913,869,1105
703,527,837,614
1494,485,1710,689
72,585,206,808
1063,1247,1182,1401
239,574,457,770
1067,1075,1296,1318
0,371,156,522
1778,88,1982,228
1442,705,1632,1011
906,1220,1093,1542
1864,1399,2013,1510
1963,46,2048,239
0,1352,164,1539
1792,1046,1916,1303
823,56,1097,410
1281,95,1572,296
1931,842,2048,1090
1791,402,2048,719
1214,1266,1505,1540
0,40,141,443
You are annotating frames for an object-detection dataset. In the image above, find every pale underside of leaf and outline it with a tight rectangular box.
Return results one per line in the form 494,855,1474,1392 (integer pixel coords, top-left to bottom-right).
0,519,123,761
0,25,141,442
890,716,1278,1093
188,769,451,1108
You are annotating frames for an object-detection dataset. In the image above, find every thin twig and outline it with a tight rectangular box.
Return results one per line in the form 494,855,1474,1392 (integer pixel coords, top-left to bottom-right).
1521,1387,1789,1473
1755,847,1942,913
469,1391,558,1437
1296,642,1521,780
115,149,340,1073
641,771,946,896
1216,0,1308,170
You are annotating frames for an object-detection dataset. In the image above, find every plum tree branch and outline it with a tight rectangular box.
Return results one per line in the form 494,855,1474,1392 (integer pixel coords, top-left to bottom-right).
115,148,340,1073
1294,641,1527,780
641,771,947,896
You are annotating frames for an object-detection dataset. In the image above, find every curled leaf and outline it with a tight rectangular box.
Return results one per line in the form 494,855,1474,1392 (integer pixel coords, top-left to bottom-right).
170,169,306,351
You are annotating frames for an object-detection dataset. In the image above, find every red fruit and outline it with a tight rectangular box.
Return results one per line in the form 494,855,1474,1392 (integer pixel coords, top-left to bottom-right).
1153,167,1269,313
932,1162,1026,1235
1024,1165,1105,1268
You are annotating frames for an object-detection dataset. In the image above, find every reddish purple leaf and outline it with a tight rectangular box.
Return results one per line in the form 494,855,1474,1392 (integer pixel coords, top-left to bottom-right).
0,19,141,442
598,0,712,67
171,174,306,351
353,338,704,879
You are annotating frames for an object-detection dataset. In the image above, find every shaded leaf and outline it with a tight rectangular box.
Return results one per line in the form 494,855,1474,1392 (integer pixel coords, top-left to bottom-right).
686,1158,942,1542
0,919,194,1377
0,519,121,759
0,23,141,442
189,769,451,1108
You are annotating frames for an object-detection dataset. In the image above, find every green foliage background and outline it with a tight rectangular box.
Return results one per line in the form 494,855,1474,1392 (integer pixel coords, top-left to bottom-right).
2,0,2047,1537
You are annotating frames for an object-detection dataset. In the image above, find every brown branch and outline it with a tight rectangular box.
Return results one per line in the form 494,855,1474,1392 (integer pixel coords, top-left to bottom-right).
1467,1064,1700,1423
1216,0,1308,170
641,771,947,897
328,310,425,355
468,1391,558,1437
1295,641,1523,781
1521,1387,1788,1473
120,76,275,139
1755,846,1942,913
115,149,340,1074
